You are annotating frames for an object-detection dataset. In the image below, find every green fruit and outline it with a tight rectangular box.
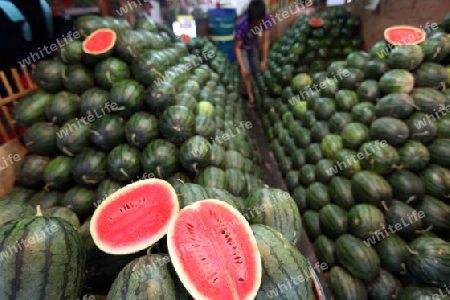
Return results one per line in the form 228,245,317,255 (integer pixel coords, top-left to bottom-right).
28,190,64,209
406,237,450,286
0,201,35,226
419,196,450,236
160,106,196,145
414,62,448,90
384,201,423,239
388,170,425,205
359,141,399,176
43,206,80,228
387,44,423,70
327,266,367,300
351,171,392,208
314,235,336,267
306,182,330,211
246,188,302,247
366,269,401,300
15,155,50,189
71,148,107,187
0,188,36,203
44,156,74,191
375,234,408,275
421,164,450,201
62,64,95,94
125,112,159,149
94,57,129,90
107,144,141,182
110,79,145,118
329,176,355,210
369,117,410,147
90,115,125,152
252,224,314,300
23,122,59,156
375,93,415,119
0,210,85,299
57,118,91,156
303,210,321,241
397,140,429,171
379,69,414,94
57,40,83,64
33,60,65,93
62,187,96,220
356,80,380,103
348,204,385,240
318,204,347,239
411,88,446,114
335,234,380,280
79,88,110,118
12,91,51,126
141,139,180,179
107,254,185,299
405,112,438,145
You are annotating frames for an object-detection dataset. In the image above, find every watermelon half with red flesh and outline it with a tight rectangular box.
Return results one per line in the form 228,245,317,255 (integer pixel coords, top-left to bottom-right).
167,199,262,300
384,25,426,46
90,179,179,255
83,28,117,58
309,18,324,27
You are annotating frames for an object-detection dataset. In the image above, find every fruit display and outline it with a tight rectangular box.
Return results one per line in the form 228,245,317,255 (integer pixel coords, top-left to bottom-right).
254,10,450,300
0,14,319,299
264,5,362,99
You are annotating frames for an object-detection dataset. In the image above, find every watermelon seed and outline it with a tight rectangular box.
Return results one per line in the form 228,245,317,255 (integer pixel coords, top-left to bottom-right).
221,231,225,234
239,278,244,282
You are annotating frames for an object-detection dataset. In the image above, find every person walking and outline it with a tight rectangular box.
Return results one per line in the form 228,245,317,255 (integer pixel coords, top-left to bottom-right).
235,0,273,108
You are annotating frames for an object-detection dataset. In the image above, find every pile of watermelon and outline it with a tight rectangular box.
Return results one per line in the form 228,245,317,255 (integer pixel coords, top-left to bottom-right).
255,11,450,300
0,14,318,300
261,6,362,98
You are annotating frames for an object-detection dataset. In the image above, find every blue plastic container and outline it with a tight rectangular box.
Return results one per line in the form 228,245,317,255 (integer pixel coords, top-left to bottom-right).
208,8,237,62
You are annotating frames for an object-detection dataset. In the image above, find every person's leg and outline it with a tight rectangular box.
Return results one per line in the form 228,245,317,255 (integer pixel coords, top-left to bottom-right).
246,48,260,108
241,50,255,107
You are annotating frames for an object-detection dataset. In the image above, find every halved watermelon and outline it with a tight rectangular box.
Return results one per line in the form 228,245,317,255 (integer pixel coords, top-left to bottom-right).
167,199,262,300
90,179,179,254
83,28,117,59
309,18,324,27
384,25,426,46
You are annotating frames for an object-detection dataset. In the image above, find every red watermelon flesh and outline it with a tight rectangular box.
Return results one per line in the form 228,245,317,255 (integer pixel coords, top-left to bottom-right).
83,28,116,54
384,25,425,46
90,179,179,255
167,199,262,300
309,18,324,27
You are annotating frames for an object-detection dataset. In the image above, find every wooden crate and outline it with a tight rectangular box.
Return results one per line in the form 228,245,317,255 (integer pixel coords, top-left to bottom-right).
0,66,38,143
0,66,36,197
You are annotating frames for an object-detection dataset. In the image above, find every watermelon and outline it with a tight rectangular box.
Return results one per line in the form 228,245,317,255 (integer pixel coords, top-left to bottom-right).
335,234,380,280
62,64,95,94
94,57,129,90
28,190,64,209
245,188,302,247
44,156,74,191
33,60,66,93
379,69,415,94
405,237,450,286
12,91,51,126
23,122,59,156
82,28,116,59
125,112,159,149
110,79,145,118
0,206,85,299
291,73,312,92
252,224,314,300
57,40,83,65
141,139,180,179
91,179,179,254
167,199,262,300
0,201,35,226
328,266,367,300
384,25,426,46
0,188,36,203
107,253,189,299
107,144,141,182
79,88,110,118
45,91,79,125
160,106,196,145
15,155,50,189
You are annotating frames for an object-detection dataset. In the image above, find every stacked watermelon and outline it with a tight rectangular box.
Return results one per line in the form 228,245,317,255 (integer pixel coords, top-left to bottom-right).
260,6,362,99
2,13,261,292
255,11,450,300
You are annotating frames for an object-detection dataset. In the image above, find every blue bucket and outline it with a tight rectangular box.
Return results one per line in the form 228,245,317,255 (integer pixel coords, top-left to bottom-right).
210,37,236,62
208,8,237,36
